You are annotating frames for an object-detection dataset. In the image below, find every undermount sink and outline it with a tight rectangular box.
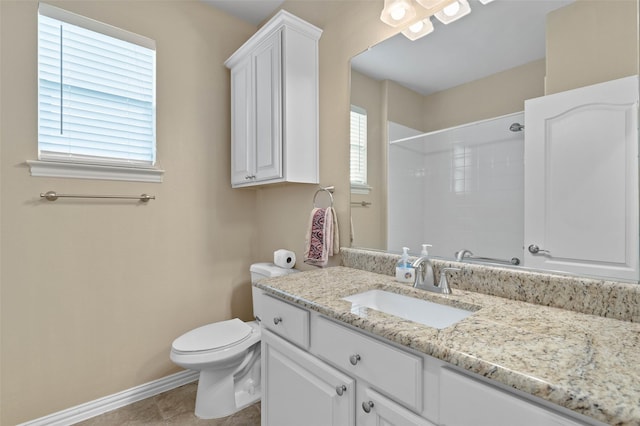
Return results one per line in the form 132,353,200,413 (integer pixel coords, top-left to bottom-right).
343,290,474,329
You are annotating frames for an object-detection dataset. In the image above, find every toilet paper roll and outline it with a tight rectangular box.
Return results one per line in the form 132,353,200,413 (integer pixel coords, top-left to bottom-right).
274,249,296,269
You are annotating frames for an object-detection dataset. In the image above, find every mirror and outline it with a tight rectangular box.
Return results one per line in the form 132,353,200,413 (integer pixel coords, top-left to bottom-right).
349,0,639,277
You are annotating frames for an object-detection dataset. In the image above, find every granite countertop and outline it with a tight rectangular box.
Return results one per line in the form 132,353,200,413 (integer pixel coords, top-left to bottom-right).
255,266,640,426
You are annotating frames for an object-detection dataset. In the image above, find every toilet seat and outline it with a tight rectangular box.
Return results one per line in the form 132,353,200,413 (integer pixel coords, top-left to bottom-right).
172,318,252,354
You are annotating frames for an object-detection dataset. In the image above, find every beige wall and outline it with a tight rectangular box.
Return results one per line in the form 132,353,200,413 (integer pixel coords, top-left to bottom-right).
0,1,257,424
423,59,546,131
546,0,639,95
349,70,386,249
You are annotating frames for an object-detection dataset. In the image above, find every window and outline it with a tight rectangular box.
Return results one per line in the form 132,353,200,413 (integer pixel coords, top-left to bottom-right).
350,105,370,193
30,4,162,182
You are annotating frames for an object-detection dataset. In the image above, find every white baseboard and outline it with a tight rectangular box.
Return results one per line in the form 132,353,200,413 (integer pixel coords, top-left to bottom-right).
18,370,199,426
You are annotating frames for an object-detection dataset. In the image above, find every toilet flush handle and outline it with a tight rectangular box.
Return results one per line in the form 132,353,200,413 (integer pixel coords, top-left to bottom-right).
273,316,282,325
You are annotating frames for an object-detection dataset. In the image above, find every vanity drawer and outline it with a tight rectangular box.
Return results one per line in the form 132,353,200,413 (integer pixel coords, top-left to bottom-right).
261,295,309,349
312,317,423,411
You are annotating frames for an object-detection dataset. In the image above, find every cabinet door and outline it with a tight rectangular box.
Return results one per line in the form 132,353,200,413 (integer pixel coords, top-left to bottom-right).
230,56,254,186
358,387,435,426
262,329,355,426
524,75,639,281
253,31,282,183
440,368,587,426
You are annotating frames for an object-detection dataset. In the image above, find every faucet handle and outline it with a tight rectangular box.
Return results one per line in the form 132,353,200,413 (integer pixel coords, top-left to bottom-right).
438,267,461,294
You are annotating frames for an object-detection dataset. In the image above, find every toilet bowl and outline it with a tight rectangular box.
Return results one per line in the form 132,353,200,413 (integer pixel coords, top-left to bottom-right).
170,262,298,419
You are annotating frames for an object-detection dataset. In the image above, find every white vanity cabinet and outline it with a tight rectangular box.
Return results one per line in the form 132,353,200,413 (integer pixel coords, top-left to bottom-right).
262,328,355,426
524,75,639,282
253,289,597,426
225,11,321,188
439,368,588,426
254,290,439,426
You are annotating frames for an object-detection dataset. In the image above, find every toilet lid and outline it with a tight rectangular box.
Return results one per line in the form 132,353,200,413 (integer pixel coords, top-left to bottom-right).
172,319,253,352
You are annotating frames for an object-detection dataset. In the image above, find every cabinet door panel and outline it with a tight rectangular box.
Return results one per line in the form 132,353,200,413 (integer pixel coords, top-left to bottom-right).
358,387,435,426
253,31,282,182
262,329,354,426
524,75,639,281
440,368,586,426
230,58,253,185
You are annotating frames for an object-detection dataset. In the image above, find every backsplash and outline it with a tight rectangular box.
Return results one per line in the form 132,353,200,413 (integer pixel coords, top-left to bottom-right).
341,247,640,322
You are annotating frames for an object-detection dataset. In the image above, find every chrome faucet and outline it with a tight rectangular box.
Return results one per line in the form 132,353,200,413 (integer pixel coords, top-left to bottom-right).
411,256,435,291
437,267,461,295
455,249,473,262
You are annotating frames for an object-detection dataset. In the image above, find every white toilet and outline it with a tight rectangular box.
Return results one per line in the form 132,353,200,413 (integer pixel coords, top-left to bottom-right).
170,263,298,419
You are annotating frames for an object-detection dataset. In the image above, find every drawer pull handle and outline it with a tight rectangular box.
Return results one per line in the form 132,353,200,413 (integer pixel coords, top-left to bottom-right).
273,317,282,325
335,385,347,396
362,401,374,413
349,354,361,365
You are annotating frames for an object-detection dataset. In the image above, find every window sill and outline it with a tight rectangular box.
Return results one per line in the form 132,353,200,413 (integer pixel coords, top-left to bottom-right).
27,160,164,183
351,183,372,195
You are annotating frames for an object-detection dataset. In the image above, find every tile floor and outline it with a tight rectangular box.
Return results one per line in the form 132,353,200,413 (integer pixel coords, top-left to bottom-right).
75,382,261,425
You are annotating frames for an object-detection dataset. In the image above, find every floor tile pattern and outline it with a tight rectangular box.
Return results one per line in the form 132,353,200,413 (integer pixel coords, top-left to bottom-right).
75,383,260,425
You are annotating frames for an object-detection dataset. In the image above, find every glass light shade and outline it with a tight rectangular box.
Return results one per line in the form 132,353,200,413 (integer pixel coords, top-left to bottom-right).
434,0,471,24
478,0,494,3
415,0,449,11
380,0,417,27
401,17,434,41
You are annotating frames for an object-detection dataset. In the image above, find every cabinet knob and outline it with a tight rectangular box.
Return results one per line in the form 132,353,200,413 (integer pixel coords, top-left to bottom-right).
528,244,550,255
335,385,347,396
273,316,282,325
362,401,374,413
349,354,361,365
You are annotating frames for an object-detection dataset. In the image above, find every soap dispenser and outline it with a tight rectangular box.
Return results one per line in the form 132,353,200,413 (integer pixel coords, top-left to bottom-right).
395,247,415,283
420,244,435,287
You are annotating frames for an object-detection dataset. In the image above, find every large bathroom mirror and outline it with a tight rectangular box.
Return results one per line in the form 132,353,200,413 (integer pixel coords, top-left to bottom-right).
349,0,639,278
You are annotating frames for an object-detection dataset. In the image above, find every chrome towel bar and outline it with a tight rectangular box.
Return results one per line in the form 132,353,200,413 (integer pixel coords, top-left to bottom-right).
40,191,155,202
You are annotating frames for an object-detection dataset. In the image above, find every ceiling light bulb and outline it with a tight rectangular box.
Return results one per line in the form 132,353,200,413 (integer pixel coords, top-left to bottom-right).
434,0,470,24
390,6,407,21
409,21,424,33
380,0,417,27
401,17,434,41
443,1,460,16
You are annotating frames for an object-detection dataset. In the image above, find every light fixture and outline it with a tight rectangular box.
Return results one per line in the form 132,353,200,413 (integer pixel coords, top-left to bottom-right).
380,0,417,27
478,0,494,4
434,0,471,24
401,17,434,41
414,0,450,11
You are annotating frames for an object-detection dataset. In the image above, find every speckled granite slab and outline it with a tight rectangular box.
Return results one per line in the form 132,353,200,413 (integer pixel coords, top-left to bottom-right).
255,266,640,426
341,247,640,323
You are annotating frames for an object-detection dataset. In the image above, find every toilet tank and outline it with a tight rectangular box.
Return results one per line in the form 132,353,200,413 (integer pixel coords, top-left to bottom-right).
250,262,299,283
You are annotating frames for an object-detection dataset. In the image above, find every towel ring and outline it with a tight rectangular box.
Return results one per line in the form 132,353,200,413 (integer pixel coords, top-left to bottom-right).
313,186,334,208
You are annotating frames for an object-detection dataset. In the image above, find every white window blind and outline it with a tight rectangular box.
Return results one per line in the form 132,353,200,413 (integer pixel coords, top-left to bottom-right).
38,4,156,168
350,105,368,186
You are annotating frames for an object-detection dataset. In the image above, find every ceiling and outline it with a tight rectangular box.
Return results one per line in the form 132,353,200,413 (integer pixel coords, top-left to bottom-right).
202,0,285,25
351,0,573,96
202,0,573,96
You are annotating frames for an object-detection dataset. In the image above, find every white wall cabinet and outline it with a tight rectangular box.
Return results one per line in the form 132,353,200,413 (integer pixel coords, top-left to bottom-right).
225,11,322,188
524,75,639,281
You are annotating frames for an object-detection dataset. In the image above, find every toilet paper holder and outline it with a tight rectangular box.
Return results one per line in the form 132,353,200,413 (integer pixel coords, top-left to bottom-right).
313,185,334,208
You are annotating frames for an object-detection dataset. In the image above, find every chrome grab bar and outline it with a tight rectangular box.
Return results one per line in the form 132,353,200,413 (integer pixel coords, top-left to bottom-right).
455,249,520,266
